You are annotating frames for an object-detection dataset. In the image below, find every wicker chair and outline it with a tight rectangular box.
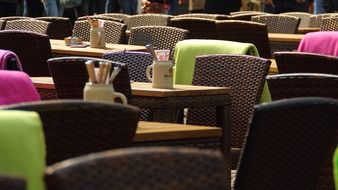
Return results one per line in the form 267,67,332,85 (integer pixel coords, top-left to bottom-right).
0,20,5,30
169,17,217,39
175,13,229,20
228,12,266,21
281,12,312,28
45,147,227,190
126,14,171,30
47,57,132,100
77,15,123,23
73,20,126,44
274,51,338,74
0,16,31,21
4,100,140,165
251,14,300,33
216,20,271,58
128,26,188,50
0,30,52,76
4,19,50,34
320,17,338,31
0,174,26,190
309,14,332,27
98,13,131,23
234,97,338,190
35,17,72,39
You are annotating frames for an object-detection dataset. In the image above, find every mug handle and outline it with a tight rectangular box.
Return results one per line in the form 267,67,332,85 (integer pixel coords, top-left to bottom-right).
146,64,153,82
112,92,128,105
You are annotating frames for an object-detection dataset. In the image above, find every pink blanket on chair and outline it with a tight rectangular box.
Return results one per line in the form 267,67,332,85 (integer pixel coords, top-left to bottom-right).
297,31,338,56
0,49,22,70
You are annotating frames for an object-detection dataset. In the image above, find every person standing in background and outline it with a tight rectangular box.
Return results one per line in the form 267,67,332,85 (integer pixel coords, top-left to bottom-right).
106,0,138,14
41,0,63,16
204,0,241,15
264,0,309,13
0,0,17,16
314,0,326,13
323,0,338,12
24,0,44,17
88,0,106,14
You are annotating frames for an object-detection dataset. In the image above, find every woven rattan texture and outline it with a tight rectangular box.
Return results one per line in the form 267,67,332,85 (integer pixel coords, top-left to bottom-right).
175,13,229,20
73,20,126,43
37,88,58,100
282,12,312,27
128,26,188,50
98,13,130,23
47,57,132,100
35,17,72,39
77,15,123,23
4,100,140,165
187,55,271,149
0,20,5,30
228,12,266,21
274,51,338,74
320,17,338,31
251,15,300,33
0,175,26,190
5,19,50,34
234,98,338,190
45,147,227,190
127,14,171,30
0,30,52,76
0,16,31,21
216,20,271,58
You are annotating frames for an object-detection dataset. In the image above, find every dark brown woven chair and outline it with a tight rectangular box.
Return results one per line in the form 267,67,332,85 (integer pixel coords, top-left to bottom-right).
47,57,132,100
45,147,227,190
175,13,229,20
274,51,338,74
228,12,266,21
281,12,312,28
35,17,72,39
0,30,52,76
251,14,300,33
97,13,131,23
77,15,123,23
128,26,188,50
234,97,338,190
73,20,126,43
4,19,51,34
169,17,217,39
0,20,5,30
320,17,338,31
186,55,271,168
126,14,171,30
216,20,271,58
4,100,140,165
0,174,26,190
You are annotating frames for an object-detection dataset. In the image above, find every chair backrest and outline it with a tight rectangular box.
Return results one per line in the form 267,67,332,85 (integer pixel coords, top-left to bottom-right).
228,12,266,21
45,147,227,190
230,11,265,15
73,20,126,43
126,14,171,30
0,16,31,21
98,13,131,23
0,30,52,76
251,14,300,33
4,100,140,165
5,19,51,34
320,17,338,31
102,51,153,82
128,26,188,50
35,17,72,39
297,31,338,56
77,15,123,23
175,13,229,20
234,97,338,190
216,20,271,58
187,55,271,149
169,17,217,39
0,20,5,30
0,174,26,190
282,12,312,27
274,51,338,74
0,49,22,71
47,56,132,100
309,14,332,27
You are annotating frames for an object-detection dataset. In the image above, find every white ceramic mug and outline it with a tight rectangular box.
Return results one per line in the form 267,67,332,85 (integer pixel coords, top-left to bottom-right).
83,82,127,104
146,60,173,89
90,27,106,48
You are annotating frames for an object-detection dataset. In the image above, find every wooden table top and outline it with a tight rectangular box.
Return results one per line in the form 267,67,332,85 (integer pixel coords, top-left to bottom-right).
134,121,221,142
297,27,320,34
268,33,304,43
50,39,147,57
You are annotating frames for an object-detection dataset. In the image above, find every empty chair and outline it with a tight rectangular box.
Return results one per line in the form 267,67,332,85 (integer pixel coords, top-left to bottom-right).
73,20,126,44
128,26,188,50
175,13,229,20
98,13,131,23
297,31,338,56
47,57,132,100
35,17,72,39
77,15,123,23
45,147,227,190
0,16,31,21
282,12,312,27
252,14,300,33
320,16,338,31
4,100,140,165
126,14,171,30
0,30,52,76
5,19,50,34
234,97,338,190
0,174,26,190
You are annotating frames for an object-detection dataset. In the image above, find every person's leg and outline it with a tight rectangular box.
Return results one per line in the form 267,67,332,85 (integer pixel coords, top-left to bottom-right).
168,0,179,15
26,0,44,17
119,0,137,14
96,0,107,14
43,0,59,16
106,0,121,13
314,0,326,13
0,2,16,16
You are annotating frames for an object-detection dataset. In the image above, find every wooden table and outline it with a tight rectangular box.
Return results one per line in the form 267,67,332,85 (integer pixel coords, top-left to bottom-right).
297,27,320,34
268,33,304,54
50,39,147,58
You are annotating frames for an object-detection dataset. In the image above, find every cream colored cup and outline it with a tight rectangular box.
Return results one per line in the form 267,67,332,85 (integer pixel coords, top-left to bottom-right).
83,83,127,104
146,60,173,89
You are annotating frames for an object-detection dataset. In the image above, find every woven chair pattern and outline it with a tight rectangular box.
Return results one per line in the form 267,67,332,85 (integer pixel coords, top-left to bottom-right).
216,20,271,58
0,16,31,21
234,97,338,190
309,14,332,27
320,17,338,31
73,20,126,43
77,15,123,23
47,57,132,100
45,147,227,190
126,14,171,30
187,55,271,149
0,174,26,190
128,26,187,50
0,20,5,30
175,13,229,20
35,17,72,39
228,12,266,21
251,14,300,33
282,12,312,27
0,30,52,76
98,13,131,23
5,19,50,34
4,100,140,165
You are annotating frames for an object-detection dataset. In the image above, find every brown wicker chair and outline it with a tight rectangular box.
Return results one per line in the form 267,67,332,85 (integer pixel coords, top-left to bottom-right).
128,26,188,50
98,13,131,23
77,15,123,23
175,13,229,20
216,20,271,58
169,17,217,39
126,14,171,30
0,16,31,21
47,57,132,100
320,17,338,31
281,12,312,28
4,19,50,34
234,97,338,190
0,20,5,30
4,100,140,165
0,30,52,76
274,51,338,74
73,20,126,43
35,17,72,39
251,14,300,33
0,174,26,190
228,12,266,21
45,147,227,190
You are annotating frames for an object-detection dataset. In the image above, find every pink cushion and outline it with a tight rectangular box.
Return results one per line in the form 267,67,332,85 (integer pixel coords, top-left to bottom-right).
297,31,338,56
0,49,22,70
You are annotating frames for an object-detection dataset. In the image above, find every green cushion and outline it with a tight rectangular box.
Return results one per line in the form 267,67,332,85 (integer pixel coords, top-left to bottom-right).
334,147,338,190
